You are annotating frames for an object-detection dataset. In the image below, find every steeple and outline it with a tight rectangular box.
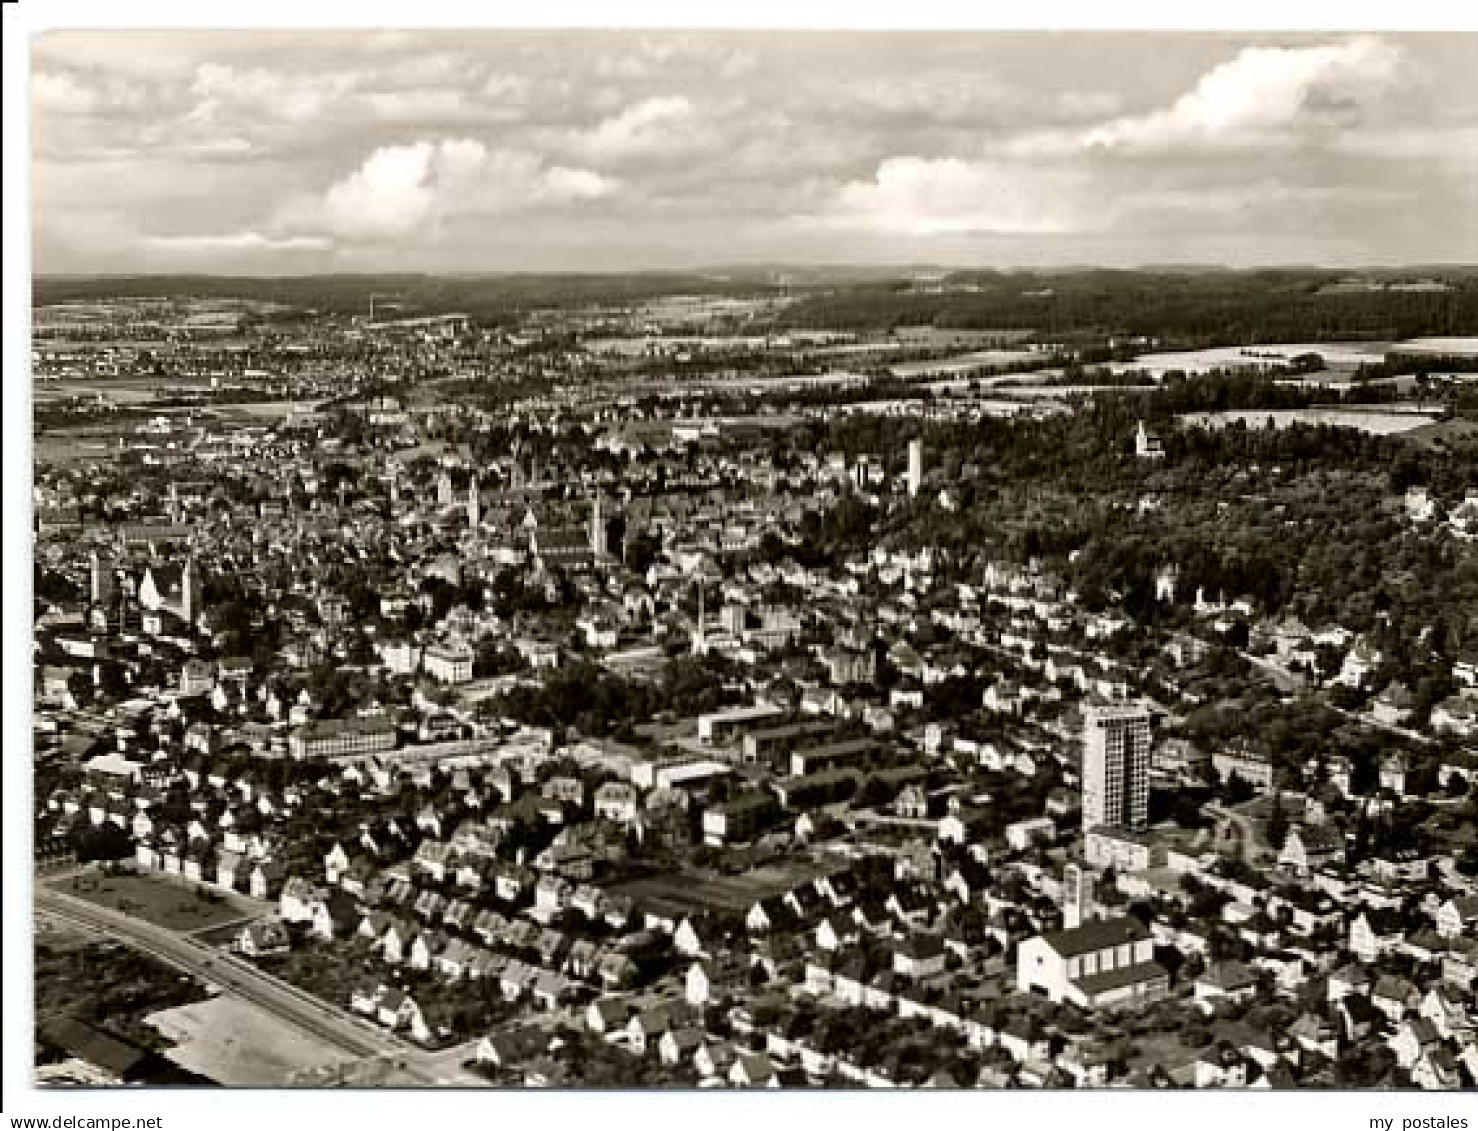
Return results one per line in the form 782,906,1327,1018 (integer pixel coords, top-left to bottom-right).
468,475,481,530
590,491,608,557
181,552,203,620
1063,863,1095,930
90,549,107,607
692,582,707,656
182,555,201,626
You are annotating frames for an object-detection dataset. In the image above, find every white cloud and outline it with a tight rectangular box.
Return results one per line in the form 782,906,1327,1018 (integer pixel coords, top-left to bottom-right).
313,140,450,239
190,62,358,124
358,88,483,123
142,231,332,254
480,72,532,103
28,31,1477,271
540,166,618,202
577,96,696,160
823,156,1086,236
278,138,617,244
1084,36,1402,150
33,66,151,118
32,70,105,115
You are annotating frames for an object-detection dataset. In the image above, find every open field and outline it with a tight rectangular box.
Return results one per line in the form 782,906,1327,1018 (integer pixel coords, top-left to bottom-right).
584,335,776,356
32,429,124,465
924,373,1159,397
1404,417,1478,449
891,349,1040,378
610,861,835,917
35,377,313,415
216,399,321,419
855,396,1066,418
1181,407,1444,435
48,871,265,934
33,378,182,405
673,371,868,393
1389,336,1478,355
1105,342,1390,377
147,994,352,1086
890,327,1037,347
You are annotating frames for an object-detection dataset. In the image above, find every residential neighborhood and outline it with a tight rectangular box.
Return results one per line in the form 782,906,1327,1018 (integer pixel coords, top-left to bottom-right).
21,22,1478,1104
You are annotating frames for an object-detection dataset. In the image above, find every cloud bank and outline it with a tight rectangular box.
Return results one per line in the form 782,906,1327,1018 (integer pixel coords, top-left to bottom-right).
29,30,1478,271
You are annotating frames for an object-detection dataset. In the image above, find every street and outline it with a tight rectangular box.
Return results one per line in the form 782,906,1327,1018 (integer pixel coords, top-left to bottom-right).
34,885,458,1084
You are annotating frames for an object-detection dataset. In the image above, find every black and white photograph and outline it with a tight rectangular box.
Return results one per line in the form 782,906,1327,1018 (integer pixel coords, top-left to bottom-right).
5,2,1478,1124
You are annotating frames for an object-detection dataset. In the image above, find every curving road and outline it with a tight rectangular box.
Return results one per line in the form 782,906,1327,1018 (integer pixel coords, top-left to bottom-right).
35,885,428,1075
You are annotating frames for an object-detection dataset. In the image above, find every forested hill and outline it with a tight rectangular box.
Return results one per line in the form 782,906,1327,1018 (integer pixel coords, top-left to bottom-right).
31,267,1478,342
30,272,787,320
773,268,1478,341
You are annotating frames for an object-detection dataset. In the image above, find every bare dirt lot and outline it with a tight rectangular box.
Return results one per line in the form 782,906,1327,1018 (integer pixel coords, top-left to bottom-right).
147,994,351,1086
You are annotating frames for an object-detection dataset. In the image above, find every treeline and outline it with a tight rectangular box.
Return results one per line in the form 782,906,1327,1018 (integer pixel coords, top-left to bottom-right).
776,269,1478,340
1144,371,1321,414
1355,354,1478,379
493,656,740,737
33,273,789,324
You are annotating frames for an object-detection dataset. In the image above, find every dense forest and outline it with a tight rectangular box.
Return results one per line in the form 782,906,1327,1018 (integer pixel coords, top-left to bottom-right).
770,381,1478,658
775,269,1478,341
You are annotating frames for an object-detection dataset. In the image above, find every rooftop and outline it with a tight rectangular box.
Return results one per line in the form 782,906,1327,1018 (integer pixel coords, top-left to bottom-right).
1041,915,1150,959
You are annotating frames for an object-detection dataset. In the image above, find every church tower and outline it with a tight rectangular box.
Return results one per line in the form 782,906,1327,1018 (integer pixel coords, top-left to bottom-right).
90,549,112,607
590,492,608,558
181,556,201,626
907,438,924,499
691,583,707,656
89,549,116,633
468,475,481,530
1063,862,1095,930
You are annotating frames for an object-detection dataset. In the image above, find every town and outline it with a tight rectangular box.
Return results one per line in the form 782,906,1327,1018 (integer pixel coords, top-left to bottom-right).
28,271,1478,1091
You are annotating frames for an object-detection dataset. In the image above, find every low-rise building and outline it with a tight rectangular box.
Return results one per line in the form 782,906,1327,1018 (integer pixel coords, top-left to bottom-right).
1016,915,1168,1009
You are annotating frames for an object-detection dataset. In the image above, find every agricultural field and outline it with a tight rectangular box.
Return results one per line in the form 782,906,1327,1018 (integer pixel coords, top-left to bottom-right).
891,349,1040,378
1181,407,1444,435
32,378,181,406
1390,336,1478,355
1103,342,1389,378
888,327,1037,348
31,429,121,466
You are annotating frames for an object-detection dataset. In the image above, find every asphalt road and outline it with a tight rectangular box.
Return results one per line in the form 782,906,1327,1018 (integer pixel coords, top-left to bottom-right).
35,884,429,1074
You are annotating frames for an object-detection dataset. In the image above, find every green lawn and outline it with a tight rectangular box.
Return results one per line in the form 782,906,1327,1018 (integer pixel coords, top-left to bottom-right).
53,871,254,933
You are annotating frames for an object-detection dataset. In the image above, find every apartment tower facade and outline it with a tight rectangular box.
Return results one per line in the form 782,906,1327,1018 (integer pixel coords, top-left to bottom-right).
1082,702,1152,832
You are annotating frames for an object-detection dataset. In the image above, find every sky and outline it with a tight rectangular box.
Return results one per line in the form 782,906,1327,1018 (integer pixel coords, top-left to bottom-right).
28,29,1478,274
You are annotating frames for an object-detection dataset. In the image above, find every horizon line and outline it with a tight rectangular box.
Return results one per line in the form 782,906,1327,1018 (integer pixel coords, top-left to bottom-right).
31,263,1478,281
